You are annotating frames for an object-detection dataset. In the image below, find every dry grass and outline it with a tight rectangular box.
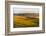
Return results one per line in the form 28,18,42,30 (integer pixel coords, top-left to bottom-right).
13,16,39,28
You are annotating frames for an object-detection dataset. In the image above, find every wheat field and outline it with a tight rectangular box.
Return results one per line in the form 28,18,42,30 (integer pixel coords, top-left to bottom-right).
13,15,39,28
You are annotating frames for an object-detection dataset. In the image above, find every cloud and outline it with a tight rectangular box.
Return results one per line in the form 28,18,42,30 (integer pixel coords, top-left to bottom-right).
13,8,39,14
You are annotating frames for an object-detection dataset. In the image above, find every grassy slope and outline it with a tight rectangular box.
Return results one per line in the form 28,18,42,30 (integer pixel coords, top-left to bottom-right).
13,16,39,28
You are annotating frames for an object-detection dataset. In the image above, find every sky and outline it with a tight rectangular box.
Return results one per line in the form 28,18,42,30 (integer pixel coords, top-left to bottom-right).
13,8,39,14
13,5,39,14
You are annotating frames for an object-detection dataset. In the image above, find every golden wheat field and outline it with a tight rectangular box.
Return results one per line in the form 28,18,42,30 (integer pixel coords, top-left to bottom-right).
13,16,39,28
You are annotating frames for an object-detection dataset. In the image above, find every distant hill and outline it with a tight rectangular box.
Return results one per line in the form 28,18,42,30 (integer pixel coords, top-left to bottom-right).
13,13,39,18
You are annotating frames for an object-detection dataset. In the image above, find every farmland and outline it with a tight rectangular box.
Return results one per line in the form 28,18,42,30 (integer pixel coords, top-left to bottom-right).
13,14,39,28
